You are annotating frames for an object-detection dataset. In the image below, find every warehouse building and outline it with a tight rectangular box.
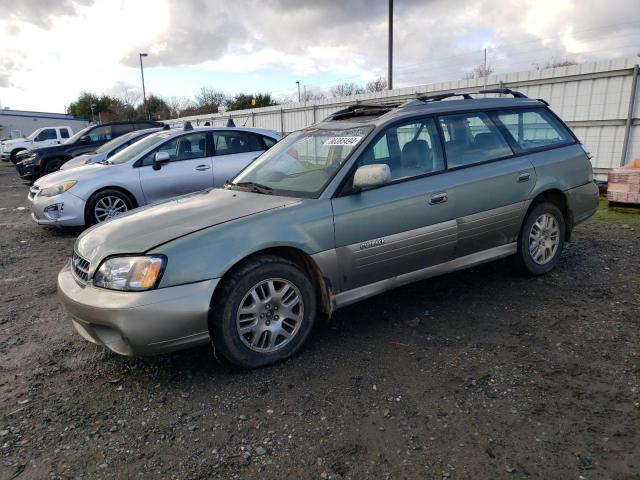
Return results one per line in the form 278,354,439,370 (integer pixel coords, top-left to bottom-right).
0,108,89,139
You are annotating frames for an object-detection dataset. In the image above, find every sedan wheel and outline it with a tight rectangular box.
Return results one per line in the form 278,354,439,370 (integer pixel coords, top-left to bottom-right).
94,195,129,223
528,213,560,265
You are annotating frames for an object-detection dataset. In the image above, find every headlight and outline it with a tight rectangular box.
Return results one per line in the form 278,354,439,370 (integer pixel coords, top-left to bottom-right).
40,180,77,197
93,255,166,291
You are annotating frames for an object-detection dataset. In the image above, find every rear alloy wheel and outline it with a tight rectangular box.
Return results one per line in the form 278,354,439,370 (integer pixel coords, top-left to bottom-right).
43,158,65,174
86,189,133,225
210,255,316,368
513,201,565,275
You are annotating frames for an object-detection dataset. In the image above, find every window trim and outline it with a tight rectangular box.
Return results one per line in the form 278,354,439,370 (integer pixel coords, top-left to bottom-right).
491,107,577,155
333,105,579,198
133,132,211,168
335,115,447,197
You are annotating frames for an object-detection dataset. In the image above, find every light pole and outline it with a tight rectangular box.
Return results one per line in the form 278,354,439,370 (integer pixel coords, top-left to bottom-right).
296,81,301,102
388,0,393,90
139,53,149,120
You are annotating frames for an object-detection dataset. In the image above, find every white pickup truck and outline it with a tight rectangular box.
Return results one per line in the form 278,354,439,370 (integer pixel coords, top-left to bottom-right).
0,126,74,163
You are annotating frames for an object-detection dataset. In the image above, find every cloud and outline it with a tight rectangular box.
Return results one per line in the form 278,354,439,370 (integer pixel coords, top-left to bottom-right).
2,0,96,29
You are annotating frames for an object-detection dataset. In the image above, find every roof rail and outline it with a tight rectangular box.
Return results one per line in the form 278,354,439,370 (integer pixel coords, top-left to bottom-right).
416,88,528,102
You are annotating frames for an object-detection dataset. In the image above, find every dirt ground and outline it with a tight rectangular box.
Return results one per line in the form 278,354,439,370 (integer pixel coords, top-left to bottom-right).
0,161,638,480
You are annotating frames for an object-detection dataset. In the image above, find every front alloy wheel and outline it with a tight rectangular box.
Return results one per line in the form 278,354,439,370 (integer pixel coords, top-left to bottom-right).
211,255,316,368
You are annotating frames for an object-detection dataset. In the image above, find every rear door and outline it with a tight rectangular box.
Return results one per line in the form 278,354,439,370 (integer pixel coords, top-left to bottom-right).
438,110,536,258
331,117,458,291
211,131,266,187
137,132,214,203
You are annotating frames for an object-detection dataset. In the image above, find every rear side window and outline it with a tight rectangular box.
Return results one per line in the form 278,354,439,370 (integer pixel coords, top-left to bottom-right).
214,131,251,155
60,128,70,139
496,109,574,151
439,112,512,168
110,124,133,137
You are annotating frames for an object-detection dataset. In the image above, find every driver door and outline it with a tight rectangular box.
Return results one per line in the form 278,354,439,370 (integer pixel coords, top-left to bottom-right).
331,117,458,291
137,132,214,203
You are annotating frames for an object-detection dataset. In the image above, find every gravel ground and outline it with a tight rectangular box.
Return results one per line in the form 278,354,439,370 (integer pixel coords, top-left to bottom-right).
0,161,639,480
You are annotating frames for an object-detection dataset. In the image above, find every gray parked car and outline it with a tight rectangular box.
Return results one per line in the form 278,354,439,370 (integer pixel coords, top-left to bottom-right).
60,127,166,171
28,125,280,226
58,89,599,368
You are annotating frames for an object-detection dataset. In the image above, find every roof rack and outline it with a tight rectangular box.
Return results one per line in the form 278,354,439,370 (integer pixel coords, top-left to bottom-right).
416,88,528,102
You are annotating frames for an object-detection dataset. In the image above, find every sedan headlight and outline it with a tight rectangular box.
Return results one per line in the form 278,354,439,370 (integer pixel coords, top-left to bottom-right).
93,255,166,291
40,180,77,197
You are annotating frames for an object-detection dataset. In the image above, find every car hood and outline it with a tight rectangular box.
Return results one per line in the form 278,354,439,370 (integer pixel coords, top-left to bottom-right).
59,153,94,170
4,138,30,145
75,188,301,266
33,162,107,187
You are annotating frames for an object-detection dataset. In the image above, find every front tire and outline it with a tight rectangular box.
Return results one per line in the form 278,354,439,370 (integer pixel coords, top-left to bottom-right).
513,202,565,275
43,158,65,174
210,255,316,368
85,189,133,226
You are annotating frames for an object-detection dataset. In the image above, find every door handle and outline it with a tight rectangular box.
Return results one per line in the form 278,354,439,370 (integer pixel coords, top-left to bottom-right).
195,164,211,171
429,192,448,205
517,172,531,182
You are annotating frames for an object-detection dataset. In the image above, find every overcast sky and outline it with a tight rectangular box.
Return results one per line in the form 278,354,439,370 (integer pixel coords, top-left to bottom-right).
0,0,639,113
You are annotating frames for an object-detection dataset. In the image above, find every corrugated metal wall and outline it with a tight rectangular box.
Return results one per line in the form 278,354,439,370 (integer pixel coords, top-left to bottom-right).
169,56,640,179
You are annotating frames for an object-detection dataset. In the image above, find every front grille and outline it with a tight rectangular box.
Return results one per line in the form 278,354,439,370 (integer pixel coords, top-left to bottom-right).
71,252,90,284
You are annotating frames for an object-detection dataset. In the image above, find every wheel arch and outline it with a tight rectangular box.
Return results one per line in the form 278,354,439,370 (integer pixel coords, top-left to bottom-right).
212,246,333,316
84,186,139,224
526,188,572,239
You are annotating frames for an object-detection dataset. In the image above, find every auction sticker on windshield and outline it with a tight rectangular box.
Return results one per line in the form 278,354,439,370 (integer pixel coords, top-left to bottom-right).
323,136,362,146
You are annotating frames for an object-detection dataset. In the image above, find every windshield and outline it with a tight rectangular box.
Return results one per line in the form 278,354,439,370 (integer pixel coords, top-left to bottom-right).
25,130,40,140
107,132,172,165
230,126,373,197
64,126,92,145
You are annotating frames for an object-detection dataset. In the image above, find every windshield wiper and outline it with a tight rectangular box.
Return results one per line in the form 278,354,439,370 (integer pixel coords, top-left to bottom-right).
226,181,273,195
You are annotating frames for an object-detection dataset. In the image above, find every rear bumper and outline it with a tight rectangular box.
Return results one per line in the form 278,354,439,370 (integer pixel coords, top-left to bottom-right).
567,181,599,227
58,264,220,356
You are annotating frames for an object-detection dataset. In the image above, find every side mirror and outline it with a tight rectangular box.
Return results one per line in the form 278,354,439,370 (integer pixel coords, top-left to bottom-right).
152,151,170,170
353,164,391,191
79,135,90,144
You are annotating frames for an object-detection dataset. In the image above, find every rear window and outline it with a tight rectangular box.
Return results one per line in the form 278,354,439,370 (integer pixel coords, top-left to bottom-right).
60,129,70,139
496,109,574,151
439,112,512,168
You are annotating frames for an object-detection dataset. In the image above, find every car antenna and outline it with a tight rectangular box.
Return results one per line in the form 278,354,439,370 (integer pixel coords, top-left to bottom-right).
184,121,193,131
226,118,236,127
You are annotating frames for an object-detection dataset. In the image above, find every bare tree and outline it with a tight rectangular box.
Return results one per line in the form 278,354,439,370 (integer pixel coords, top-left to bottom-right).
195,87,227,114
329,82,365,98
366,77,388,92
166,96,194,118
301,87,326,101
533,57,578,70
109,81,142,108
462,64,495,80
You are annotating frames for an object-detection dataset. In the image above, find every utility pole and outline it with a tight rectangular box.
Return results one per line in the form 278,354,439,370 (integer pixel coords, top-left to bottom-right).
388,0,393,90
483,47,488,89
139,53,149,120
296,81,301,102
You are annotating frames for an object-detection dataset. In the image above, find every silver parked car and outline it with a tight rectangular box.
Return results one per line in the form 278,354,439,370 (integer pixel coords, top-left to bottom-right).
60,127,166,170
58,89,599,368
28,125,280,226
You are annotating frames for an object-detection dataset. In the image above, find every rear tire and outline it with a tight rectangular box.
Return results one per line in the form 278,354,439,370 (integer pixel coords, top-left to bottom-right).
85,189,133,226
210,255,316,368
513,201,565,275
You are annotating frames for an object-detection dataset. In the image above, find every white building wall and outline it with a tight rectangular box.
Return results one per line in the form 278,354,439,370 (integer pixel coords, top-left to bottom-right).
169,56,640,179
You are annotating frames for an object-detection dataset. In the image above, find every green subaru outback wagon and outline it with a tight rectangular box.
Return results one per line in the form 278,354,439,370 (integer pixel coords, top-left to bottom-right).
58,89,599,368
